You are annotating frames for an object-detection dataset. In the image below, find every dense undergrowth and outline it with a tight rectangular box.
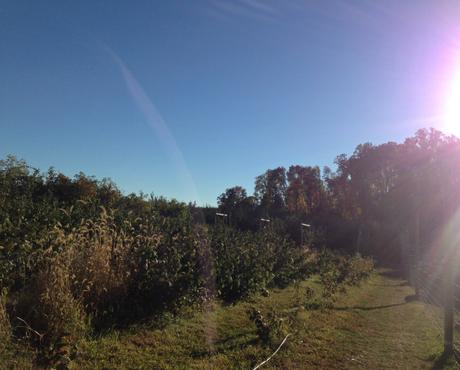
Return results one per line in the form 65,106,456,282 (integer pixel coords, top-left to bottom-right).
1,216,373,368
0,207,315,367
0,156,374,367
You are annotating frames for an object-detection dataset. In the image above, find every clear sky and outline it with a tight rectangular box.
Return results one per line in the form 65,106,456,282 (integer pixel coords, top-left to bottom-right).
1,0,460,205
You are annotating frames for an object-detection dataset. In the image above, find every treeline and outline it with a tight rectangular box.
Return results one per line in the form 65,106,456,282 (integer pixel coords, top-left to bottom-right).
217,128,460,264
2,127,459,287
2,127,459,286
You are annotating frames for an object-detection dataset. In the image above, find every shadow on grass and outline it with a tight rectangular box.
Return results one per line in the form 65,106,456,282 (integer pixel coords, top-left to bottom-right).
404,294,418,302
428,351,458,370
333,294,417,311
379,269,405,279
214,330,254,343
191,336,258,358
369,281,409,288
333,301,408,311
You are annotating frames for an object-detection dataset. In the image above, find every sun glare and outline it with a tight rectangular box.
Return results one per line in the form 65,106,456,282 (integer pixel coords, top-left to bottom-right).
445,62,460,136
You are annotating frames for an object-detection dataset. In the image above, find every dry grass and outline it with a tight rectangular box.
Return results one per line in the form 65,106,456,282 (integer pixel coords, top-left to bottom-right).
0,288,11,343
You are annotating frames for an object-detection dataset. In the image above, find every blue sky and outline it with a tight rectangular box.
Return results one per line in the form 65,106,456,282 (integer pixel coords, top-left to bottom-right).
1,0,460,205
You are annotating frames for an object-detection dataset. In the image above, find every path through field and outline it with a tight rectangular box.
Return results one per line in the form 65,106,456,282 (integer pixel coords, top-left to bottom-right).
301,270,451,369
74,271,458,369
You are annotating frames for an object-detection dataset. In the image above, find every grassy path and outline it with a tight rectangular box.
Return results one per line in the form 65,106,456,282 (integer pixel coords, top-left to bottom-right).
72,271,458,369
297,270,453,369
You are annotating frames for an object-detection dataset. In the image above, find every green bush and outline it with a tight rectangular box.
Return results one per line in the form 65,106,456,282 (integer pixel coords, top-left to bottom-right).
211,225,312,301
317,250,374,303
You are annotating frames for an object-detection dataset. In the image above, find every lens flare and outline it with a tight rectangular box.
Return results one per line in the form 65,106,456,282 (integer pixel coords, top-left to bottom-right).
445,62,460,136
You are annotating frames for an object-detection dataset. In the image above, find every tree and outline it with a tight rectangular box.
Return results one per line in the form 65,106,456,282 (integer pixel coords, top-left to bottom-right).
254,167,287,217
286,165,323,216
218,186,256,229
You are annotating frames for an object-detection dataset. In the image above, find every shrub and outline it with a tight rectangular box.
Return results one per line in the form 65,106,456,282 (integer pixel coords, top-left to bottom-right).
317,250,374,303
247,307,288,346
36,250,89,343
15,246,89,346
128,212,206,315
211,225,312,302
212,226,272,301
67,209,136,322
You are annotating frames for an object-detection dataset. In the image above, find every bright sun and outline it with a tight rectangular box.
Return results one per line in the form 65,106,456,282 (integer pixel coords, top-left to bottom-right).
445,63,460,136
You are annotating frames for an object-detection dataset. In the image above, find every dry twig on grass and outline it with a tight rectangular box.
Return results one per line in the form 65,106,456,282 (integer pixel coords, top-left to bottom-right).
252,333,291,370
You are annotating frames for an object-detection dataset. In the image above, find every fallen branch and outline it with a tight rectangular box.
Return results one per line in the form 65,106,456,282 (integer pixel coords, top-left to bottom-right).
252,333,291,370
16,316,44,341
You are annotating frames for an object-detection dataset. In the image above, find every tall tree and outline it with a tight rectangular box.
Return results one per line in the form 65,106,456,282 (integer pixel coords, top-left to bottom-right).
286,165,323,216
218,186,256,229
254,167,287,217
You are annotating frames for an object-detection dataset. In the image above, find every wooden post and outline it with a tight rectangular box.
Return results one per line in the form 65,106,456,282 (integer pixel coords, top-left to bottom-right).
356,226,362,256
301,224,304,247
445,257,454,354
414,212,420,298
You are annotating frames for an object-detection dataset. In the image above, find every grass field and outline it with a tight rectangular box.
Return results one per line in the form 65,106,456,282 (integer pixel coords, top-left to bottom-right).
4,270,459,369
